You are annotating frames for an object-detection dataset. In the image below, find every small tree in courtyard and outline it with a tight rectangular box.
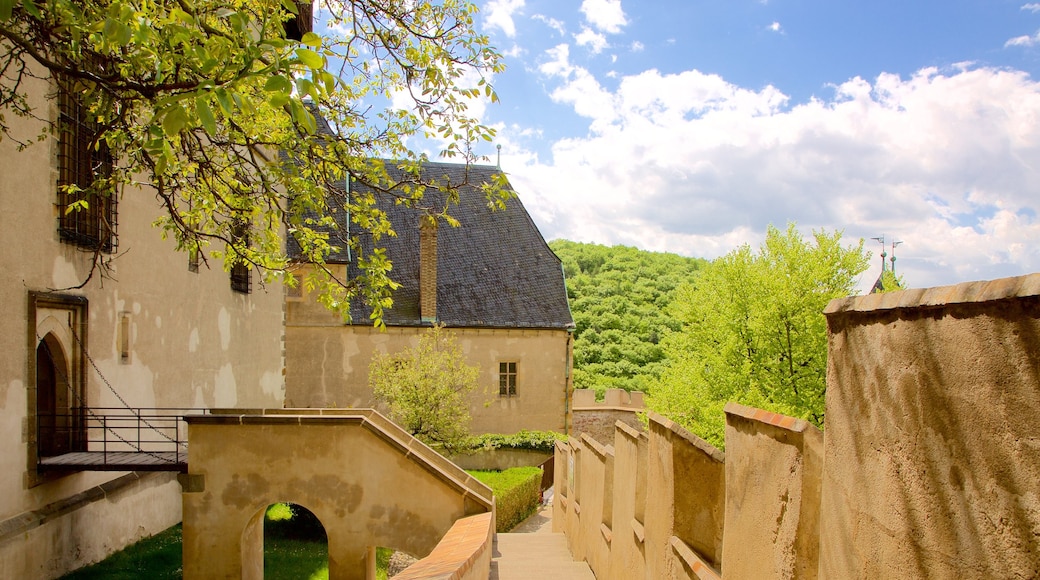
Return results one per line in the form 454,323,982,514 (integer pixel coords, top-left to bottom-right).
370,325,478,450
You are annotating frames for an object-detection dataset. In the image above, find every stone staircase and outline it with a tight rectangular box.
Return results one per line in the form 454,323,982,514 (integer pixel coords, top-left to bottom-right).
489,503,595,580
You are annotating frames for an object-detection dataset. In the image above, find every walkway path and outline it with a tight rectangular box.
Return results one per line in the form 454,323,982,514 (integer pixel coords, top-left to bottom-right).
489,497,595,580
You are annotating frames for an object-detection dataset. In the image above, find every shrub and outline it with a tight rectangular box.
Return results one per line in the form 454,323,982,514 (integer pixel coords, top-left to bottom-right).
468,467,542,532
464,430,567,454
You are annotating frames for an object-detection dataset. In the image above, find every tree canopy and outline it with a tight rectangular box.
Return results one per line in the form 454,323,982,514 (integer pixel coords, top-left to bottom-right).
647,224,869,448
550,240,706,397
369,325,478,450
0,0,505,323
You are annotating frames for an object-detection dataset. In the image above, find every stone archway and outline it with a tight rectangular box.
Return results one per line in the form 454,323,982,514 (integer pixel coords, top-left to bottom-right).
182,410,493,580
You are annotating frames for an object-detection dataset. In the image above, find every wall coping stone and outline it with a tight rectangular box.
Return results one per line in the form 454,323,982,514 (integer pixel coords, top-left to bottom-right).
647,412,725,463
824,272,1040,315
670,536,722,580
614,421,643,441
723,401,815,433
393,512,494,580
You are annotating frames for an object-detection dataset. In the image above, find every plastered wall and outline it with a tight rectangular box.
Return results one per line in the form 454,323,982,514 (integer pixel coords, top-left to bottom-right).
285,321,571,434
556,273,1040,579
181,410,493,580
820,275,1040,578
0,63,286,578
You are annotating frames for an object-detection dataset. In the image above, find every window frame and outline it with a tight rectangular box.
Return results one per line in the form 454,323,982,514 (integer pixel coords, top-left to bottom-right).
56,75,117,253
229,221,251,294
498,361,518,397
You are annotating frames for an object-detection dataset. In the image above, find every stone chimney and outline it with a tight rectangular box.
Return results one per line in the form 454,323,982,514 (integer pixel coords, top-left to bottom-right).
419,215,438,323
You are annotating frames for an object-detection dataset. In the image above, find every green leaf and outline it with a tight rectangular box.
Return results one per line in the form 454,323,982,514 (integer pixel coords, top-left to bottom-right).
213,88,233,115
264,75,292,94
20,0,40,19
162,104,188,136
294,48,324,69
269,93,290,108
196,97,217,135
0,0,15,21
301,32,321,48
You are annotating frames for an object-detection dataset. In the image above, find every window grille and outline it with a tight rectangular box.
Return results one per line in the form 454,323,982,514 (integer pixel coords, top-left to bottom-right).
499,362,517,397
56,78,116,252
230,222,251,294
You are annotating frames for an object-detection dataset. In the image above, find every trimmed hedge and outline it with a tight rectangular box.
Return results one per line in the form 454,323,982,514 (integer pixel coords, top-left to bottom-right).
464,430,567,454
468,467,542,533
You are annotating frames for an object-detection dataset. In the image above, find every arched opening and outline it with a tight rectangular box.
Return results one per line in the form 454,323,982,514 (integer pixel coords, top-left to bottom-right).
253,503,329,579
36,333,79,456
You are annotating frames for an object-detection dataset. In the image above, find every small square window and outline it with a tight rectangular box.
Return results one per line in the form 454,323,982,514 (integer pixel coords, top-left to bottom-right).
499,362,517,397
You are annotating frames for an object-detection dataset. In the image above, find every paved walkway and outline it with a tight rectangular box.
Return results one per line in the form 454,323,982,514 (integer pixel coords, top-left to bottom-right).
489,495,595,580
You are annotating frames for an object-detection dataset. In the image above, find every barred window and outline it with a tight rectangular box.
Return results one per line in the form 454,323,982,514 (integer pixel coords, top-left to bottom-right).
57,79,116,252
283,1,313,41
499,362,517,397
230,222,251,294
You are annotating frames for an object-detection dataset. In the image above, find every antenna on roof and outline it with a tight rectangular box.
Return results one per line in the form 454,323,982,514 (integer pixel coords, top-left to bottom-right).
890,240,902,274
496,144,501,170
871,236,887,273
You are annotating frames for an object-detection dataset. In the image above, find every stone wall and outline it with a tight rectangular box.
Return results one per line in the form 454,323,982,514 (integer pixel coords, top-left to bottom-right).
555,273,1040,579
571,388,644,443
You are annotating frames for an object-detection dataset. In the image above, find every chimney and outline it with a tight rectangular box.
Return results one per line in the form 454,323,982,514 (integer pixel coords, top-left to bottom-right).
419,215,438,323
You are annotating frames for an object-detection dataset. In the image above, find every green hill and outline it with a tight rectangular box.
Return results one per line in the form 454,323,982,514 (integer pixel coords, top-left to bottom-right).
549,240,707,398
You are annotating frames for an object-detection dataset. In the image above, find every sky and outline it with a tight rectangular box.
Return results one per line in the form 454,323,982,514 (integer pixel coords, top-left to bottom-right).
427,0,1040,292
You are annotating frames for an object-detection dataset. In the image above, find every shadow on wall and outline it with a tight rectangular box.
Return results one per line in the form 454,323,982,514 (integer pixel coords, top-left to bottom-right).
555,274,1040,580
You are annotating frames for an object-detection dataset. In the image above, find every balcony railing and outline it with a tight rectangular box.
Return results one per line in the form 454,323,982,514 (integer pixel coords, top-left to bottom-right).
37,408,203,472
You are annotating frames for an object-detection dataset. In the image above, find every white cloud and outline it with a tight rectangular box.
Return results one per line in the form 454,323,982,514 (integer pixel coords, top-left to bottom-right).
1006,30,1040,47
769,21,782,33
575,27,609,54
580,0,628,34
1022,3,1040,12
484,0,525,38
533,14,566,36
511,64,1040,290
631,41,645,52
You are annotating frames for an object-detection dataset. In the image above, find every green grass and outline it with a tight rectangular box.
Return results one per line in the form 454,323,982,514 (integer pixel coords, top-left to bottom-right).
60,518,392,579
263,537,328,580
61,524,183,580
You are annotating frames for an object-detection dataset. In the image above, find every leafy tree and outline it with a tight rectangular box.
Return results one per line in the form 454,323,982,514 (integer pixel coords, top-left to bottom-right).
876,269,907,292
648,223,869,448
369,325,478,450
0,0,504,323
550,240,706,398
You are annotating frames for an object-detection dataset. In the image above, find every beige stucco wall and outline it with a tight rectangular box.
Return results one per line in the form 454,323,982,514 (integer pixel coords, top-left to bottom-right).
557,274,1040,579
182,411,493,580
820,275,1040,579
285,305,571,434
0,65,285,578
722,403,823,580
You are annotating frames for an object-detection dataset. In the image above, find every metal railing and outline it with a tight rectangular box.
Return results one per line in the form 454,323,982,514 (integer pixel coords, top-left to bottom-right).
37,407,204,470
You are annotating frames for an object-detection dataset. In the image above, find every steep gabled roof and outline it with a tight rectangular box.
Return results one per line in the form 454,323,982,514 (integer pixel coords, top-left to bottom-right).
293,160,574,329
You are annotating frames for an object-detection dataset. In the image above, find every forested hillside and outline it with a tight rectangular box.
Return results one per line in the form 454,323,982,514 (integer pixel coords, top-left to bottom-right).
549,240,707,396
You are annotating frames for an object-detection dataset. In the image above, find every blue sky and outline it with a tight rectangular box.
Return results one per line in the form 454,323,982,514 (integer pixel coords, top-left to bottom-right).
431,1,1040,290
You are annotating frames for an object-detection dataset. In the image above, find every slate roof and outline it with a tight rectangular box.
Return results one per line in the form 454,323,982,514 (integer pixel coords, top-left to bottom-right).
293,160,574,329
